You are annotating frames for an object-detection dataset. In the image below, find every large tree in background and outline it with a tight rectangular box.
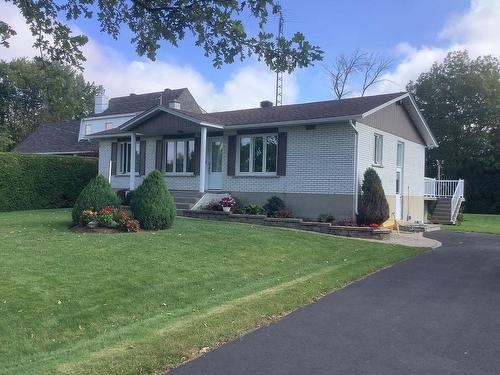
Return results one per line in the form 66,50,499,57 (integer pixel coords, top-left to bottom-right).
0,58,100,150
0,0,323,72
408,51,500,213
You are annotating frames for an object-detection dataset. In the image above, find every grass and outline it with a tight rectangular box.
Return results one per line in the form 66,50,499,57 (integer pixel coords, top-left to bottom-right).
0,209,427,375
443,213,500,235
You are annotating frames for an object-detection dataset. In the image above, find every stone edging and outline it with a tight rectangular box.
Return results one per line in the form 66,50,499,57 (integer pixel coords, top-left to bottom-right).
181,210,391,240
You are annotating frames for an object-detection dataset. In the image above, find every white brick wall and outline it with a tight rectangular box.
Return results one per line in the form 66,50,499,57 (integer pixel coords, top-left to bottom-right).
356,122,425,197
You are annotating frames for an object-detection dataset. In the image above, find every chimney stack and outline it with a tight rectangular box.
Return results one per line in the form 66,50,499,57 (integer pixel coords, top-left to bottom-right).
260,100,273,108
94,89,109,114
168,100,181,110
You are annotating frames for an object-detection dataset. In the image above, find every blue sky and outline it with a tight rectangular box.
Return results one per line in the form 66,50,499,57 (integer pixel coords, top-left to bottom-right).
1,0,497,111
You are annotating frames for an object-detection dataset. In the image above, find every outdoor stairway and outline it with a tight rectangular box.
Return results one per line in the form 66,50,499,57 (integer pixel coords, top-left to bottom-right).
170,190,203,215
430,198,453,224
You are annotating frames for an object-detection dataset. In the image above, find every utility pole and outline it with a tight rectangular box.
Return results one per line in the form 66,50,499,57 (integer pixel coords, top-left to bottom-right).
275,8,284,106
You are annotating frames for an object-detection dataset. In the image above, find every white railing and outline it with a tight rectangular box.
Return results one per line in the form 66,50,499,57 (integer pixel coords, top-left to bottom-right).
450,179,465,222
424,178,462,198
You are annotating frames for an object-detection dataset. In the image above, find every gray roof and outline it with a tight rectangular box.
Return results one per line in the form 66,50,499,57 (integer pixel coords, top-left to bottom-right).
90,88,203,117
13,121,98,154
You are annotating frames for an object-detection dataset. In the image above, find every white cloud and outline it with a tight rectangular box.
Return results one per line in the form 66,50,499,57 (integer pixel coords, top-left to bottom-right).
0,2,298,111
367,0,500,94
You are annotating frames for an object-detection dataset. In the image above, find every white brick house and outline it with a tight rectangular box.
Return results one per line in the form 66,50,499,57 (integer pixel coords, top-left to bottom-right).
86,89,441,222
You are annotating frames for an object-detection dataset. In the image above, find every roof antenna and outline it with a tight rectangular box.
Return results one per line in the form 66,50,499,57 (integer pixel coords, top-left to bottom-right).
275,5,284,106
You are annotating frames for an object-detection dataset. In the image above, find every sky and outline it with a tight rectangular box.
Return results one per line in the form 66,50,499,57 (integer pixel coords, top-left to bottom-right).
1,0,499,112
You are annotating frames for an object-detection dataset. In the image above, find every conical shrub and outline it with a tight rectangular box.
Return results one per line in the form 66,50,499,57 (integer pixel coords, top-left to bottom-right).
72,175,121,224
357,168,390,225
130,170,175,230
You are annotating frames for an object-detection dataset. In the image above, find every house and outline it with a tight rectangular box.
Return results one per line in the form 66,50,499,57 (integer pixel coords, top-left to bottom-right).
85,88,467,223
13,120,98,156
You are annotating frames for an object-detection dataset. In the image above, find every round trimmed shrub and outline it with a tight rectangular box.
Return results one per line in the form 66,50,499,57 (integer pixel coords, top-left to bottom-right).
72,175,121,224
263,195,285,217
357,168,390,225
130,170,175,230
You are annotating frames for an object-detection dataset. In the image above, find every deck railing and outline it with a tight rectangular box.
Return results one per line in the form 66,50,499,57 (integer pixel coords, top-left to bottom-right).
424,178,463,198
450,179,465,221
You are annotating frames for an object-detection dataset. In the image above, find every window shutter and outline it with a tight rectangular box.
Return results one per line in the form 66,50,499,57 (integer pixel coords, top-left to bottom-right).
155,140,164,171
111,142,118,176
277,132,287,176
194,137,201,176
139,140,146,176
227,135,236,176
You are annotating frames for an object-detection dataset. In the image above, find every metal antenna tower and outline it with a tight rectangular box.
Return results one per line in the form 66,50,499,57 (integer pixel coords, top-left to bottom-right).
275,8,284,106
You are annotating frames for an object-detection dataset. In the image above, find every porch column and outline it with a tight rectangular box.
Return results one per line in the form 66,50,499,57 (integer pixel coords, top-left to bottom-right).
129,132,136,191
199,126,207,193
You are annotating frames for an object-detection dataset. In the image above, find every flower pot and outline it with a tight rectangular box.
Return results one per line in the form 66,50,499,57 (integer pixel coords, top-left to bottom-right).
222,206,231,213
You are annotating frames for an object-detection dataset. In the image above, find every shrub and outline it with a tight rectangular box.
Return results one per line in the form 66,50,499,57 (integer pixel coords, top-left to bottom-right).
96,207,114,227
0,153,97,212
318,213,335,223
204,200,223,211
357,168,390,225
72,175,121,224
113,209,140,232
263,196,285,217
243,204,266,215
273,208,294,218
130,170,175,230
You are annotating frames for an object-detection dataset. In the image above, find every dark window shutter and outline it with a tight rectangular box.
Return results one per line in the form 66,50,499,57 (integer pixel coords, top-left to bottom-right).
227,135,236,176
111,142,118,176
277,132,287,176
139,140,146,176
155,140,164,171
194,137,201,176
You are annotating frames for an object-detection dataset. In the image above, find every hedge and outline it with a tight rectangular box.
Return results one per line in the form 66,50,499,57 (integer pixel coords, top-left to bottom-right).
0,152,98,212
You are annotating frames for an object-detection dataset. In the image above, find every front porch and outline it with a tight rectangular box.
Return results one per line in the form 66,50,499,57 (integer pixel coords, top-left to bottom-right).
424,178,465,224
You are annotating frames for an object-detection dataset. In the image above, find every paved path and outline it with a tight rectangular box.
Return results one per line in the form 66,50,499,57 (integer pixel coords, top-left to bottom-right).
169,231,500,375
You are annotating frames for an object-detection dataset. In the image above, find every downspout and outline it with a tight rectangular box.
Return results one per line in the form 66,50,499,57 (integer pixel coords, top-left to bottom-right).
349,120,359,218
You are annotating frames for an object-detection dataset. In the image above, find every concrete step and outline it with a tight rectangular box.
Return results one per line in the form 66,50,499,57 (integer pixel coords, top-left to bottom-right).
173,196,199,204
175,202,194,210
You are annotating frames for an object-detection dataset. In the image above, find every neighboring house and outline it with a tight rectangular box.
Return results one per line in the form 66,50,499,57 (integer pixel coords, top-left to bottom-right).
86,90,460,223
13,120,98,156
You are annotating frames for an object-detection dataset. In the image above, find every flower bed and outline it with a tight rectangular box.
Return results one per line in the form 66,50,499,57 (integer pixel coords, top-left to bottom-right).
75,207,140,233
182,210,391,240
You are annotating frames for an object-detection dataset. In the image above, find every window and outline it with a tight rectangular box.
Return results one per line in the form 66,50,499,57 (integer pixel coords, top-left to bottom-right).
396,141,404,167
85,125,92,135
374,134,383,165
105,122,113,130
165,139,195,173
238,134,278,174
118,142,140,175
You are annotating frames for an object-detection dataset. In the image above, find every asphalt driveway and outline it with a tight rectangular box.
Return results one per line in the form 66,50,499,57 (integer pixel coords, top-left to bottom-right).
169,231,500,375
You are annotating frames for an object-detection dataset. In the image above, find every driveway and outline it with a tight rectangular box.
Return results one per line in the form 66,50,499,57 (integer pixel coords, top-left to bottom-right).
169,231,500,375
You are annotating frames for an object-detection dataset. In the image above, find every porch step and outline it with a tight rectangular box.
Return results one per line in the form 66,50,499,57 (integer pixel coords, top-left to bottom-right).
430,197,453,224
170,190,203,212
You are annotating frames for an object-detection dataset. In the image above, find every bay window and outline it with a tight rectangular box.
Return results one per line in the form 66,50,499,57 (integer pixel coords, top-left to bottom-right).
165,139,195,173
238,134,278,174
118,142,140,175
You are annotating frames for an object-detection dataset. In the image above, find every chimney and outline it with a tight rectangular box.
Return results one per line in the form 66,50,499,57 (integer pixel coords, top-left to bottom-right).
260,100,273,108
168,99,181,110
94,90,109,114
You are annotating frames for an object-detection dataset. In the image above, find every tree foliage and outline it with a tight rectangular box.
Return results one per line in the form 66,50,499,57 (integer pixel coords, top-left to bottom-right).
408,51,500,213
2,0,323,71
130,170,176,230
72,175,121,224
0,58,100,150
358,168,390,225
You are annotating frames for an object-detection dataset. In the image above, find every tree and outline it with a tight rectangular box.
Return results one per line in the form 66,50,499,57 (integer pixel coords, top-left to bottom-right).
0,58,100,150
358,168,390,225
130,170,176,230
2,0,323,71
326,50,393,99
407,51,500,213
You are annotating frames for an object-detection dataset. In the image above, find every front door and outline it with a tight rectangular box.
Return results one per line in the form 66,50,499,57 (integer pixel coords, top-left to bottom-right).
207,137,224,190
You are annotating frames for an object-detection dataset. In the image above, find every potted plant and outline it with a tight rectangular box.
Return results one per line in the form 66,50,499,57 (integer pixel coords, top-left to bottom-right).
219,196,236,213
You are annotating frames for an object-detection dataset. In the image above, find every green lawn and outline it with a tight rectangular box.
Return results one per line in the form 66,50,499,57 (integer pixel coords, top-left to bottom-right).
0,209,427,375
443,213,500,235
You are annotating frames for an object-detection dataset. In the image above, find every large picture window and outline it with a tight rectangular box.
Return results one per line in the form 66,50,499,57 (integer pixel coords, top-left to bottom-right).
238,134,278,174
165,139,195,173
118,142,140,175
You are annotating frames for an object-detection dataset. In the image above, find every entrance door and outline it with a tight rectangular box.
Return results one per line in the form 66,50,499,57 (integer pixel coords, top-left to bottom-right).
207,137,224,190
395,142,404,220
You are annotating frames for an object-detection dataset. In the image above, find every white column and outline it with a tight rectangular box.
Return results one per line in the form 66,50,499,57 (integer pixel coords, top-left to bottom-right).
199,126,207,193
129,132,136,191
